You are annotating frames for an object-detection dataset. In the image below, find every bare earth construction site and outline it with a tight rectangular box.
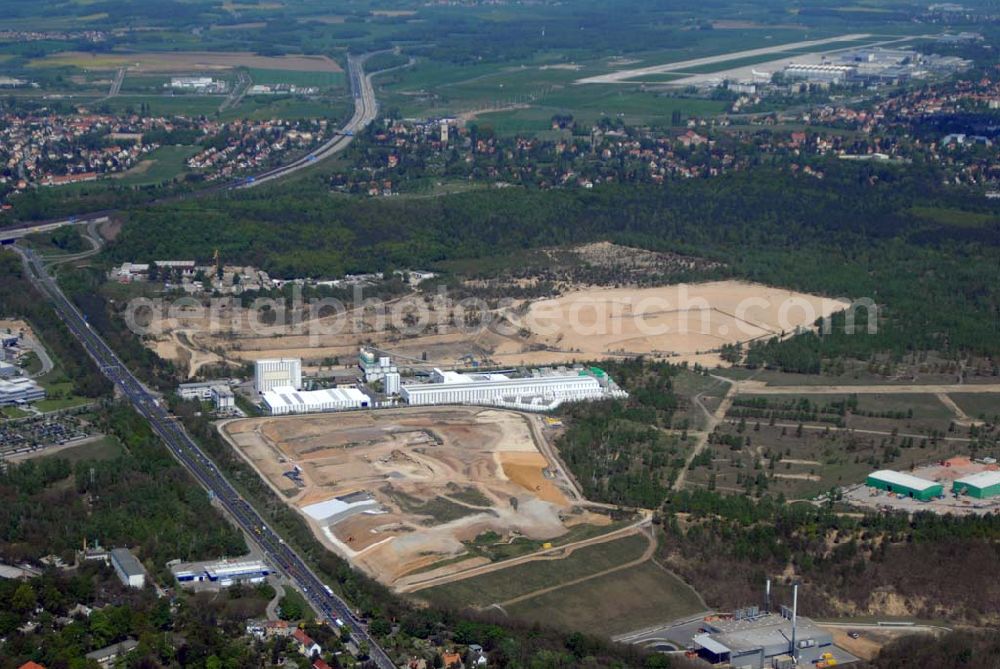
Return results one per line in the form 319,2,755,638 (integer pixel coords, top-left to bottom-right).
220,407,616,591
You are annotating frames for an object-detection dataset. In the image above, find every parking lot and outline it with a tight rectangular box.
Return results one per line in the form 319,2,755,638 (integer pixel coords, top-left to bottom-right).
0,414,96,460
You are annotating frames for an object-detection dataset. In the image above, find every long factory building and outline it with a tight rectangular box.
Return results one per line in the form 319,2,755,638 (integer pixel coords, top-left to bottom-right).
263,386,370,415
400,367,624,410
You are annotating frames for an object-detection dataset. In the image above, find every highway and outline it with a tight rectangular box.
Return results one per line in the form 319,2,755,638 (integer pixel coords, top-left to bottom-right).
237,52,379,188
14,247,398,669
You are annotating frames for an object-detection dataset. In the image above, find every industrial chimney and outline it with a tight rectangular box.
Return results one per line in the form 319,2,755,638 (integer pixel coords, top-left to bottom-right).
790,583,799,659
765,578,771,613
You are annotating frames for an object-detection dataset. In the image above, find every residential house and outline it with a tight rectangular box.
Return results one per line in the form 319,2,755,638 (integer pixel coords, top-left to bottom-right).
293,628,322,658
442,651,464,669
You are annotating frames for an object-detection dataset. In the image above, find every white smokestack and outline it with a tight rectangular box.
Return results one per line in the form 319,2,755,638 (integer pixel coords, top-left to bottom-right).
765,578,771,613
791,583,799,658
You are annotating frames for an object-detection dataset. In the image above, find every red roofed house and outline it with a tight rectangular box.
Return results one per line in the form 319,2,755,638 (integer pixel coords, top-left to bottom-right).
293,628,322,658
313,660,332,669
19,663,47,669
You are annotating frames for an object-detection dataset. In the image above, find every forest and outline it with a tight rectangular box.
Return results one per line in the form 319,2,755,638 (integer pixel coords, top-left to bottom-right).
660,489,1000,625
555,359,684,509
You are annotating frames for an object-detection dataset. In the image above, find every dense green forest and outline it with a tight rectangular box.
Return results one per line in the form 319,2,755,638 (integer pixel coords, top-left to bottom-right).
0,404,246,579
556,359,684,508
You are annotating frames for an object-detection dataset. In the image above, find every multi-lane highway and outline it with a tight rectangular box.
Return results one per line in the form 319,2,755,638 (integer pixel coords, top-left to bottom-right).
16,245,397,668
241,53,379,188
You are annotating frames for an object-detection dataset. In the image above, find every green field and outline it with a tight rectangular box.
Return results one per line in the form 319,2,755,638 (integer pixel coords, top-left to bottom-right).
909,206,1000,229
38,435,124,464
116,145,200,186
1,406,31,420
504,561,705,635
950,394,1000,422
417,533,650,609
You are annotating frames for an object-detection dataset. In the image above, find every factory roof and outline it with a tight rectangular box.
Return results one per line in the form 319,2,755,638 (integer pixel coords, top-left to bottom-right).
263,386,367,411
302,493,378,521
954,470,1000,489
692,634,730,655
868,469,941,491
702,613,828,655
110,548,145,577
205,560,270,579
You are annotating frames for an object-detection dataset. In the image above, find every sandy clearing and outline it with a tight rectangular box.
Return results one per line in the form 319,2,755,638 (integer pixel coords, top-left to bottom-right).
146,280,845,371
500,452,568,506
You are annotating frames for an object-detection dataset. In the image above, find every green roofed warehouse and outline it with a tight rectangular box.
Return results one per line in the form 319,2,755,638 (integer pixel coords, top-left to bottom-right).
952,471,1000,499
866,470,943,501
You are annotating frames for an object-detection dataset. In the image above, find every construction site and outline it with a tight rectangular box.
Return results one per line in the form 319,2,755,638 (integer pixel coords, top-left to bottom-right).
219,407,619,590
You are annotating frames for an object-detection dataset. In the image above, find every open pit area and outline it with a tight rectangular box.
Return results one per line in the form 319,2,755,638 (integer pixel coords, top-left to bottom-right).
146,279,847,374
219,407,615,589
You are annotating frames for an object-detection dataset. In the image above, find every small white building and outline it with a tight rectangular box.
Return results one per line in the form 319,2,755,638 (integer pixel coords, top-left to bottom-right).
0,377,46,405
254,358,302,393
110,548,146,589
384,371,401,395
211,385,235,412
358,347,397,382
262,386,369,415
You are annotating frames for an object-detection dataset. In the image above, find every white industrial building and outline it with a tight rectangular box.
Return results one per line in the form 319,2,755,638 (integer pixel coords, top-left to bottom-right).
110,548,147,589
384,371,401,395
0,360,18,378
254,358,302,393
262,386,369,415
171,558,273,588
211,385,235,412
0,377,46,405
400,367,625,410
783,63,856,84
358,347,397,382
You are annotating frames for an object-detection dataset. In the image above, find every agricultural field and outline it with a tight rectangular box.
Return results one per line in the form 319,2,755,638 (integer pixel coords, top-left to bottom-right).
219,407,619,590
114,145,201,187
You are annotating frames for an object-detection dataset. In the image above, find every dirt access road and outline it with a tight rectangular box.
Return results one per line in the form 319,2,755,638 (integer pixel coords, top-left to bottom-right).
733,382,1000,395
394,510,653,594
673,374,736,491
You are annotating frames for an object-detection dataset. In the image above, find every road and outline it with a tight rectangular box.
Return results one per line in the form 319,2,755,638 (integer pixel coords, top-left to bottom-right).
394,511,653,594
239,52,381,189
106,68,125,98
15,246,398,669
672,375,735,492
731,382,1000,395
